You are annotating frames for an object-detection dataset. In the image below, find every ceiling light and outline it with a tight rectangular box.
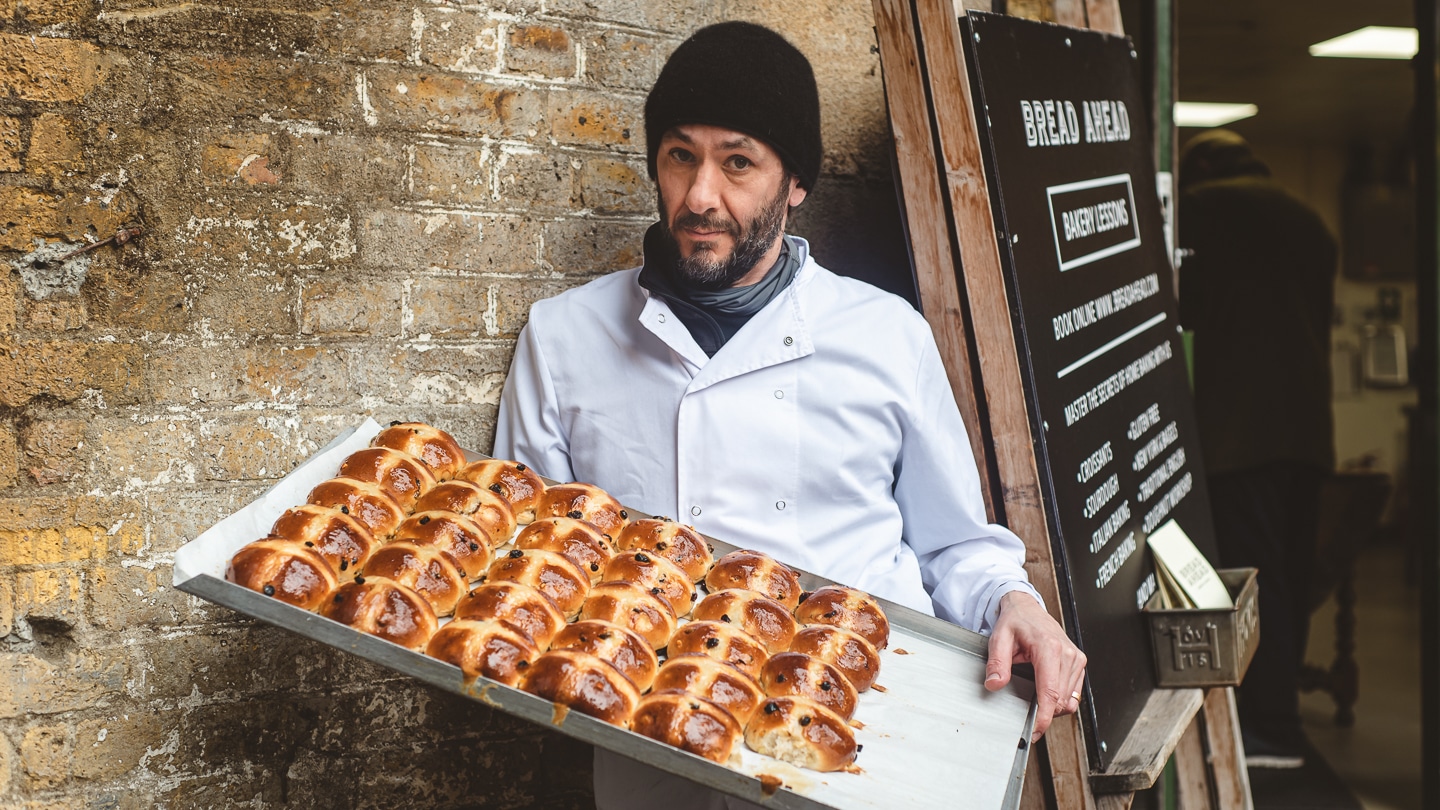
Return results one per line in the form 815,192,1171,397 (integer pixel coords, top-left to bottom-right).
1310,26,1418,59
1174,102,1258,128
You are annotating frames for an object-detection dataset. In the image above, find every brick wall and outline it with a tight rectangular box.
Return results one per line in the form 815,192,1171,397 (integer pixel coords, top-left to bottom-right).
0,0,912,806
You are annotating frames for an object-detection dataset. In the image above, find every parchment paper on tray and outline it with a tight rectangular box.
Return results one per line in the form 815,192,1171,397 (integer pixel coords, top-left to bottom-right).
174,419,1036,810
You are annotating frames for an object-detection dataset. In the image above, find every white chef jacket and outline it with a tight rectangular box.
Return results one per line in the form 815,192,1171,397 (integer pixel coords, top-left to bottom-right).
492,237,1043,810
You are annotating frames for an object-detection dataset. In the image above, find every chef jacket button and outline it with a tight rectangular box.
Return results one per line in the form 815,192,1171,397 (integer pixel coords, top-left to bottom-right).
658,313,667,323
774,390,784,399
776,501,786,511
691,506,702,516
784,336,794,346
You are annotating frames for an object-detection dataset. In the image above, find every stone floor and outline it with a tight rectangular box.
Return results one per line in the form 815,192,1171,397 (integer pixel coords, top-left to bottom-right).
1295,543,1423,810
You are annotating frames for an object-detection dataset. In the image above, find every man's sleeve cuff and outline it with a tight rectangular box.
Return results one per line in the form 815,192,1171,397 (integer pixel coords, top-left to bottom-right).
981,581,1046,634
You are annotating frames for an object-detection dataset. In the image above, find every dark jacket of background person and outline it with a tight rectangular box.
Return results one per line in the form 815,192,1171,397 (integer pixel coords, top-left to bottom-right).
1179,138,1338,476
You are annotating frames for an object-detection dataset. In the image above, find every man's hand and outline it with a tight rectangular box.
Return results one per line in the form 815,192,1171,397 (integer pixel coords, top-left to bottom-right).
985,590,1087,743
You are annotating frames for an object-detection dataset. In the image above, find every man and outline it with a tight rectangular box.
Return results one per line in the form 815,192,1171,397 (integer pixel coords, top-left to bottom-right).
494,21,1085,808
1178,130,1336,768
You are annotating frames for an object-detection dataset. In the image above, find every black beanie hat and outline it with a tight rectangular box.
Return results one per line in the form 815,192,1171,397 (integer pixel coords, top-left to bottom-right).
645,22,822,191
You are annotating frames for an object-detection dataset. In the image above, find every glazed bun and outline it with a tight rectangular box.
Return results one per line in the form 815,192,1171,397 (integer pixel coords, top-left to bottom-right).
614,519,714,582
668,620,769,680
579,581,678,650
549,620,658,692
454,582,566,649
602,551,695,616
322,578,438,652
693,589,797,654
370,422,466,480
486,549,590,618
794,585,890,650
536,483,629,535
519,650,640,728
455,458,547,524
632,690,743,764
226,539,338,610
516,517,615,583
789,625,882,692
391,510,494,580
759,652,859,720
337,446,436,512
425,618,540,686
652,654,765,726
413,481,517,548
744,697,858,772
361,541,467,616
306,477,407,538
268,504,376,574
704,550,803,611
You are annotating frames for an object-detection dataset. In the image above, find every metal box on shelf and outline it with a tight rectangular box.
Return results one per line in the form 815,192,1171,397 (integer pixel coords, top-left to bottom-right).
1142,568,1259,689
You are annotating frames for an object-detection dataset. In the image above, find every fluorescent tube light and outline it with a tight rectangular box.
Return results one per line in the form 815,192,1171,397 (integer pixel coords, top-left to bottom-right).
1174,102,1258,128
1310,26,1418,59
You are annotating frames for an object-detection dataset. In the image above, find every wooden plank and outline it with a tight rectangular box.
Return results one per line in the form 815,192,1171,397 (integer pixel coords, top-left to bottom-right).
1201,688,1253,810
1089,688,1204,794
1083,0,1124,34
1173,716,1213,810
1094,794,1135,810
1053,0,1087,27
1021,745,1048,810
871,0,997,520
908,3,1095,808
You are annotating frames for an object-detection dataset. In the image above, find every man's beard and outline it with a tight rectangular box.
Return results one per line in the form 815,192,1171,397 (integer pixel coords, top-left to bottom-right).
659,178,791,292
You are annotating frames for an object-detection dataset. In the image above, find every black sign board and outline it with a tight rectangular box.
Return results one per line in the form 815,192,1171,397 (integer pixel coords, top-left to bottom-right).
962,12,1220,769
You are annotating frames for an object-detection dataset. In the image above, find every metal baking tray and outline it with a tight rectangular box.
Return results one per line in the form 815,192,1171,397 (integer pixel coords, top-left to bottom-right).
174,420,1036,809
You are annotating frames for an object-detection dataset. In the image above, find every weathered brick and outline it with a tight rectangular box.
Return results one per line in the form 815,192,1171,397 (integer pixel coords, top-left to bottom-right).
192,270,296,337
407,274,499,337
546,0,720,34
0,187,62,252
577,155,650,215
0,420,17,489
359,209,544,274
144,344,352,408
83,266,187,333
24,298,88,331
138,483,257,556
366,65,545,138
0,188,142,253
495,147,578,212
22,418,87,486
93,417,197,489
165,53,353,126
175,201,356,271
582,28,662,91
285,133,404,198
412,141,491,206
0,496,144,566
0,576,12,637
0,728,12,795
128,624,347,703
0,114,21,171
98,5,321,56
300,273,402,336
0,339,84,407
418,7,498,74
197,416,312,482
200,133,280,187
18,0,95,26
27,113,84,177
88,563,189,632
506,24,575,79
357,342,512,407
12,569,84,626
311,3,416,63
20,723,69,790
548,88,641,150
542,216,647,273
73,712,161,782
0,34,109,103
0,648,128,719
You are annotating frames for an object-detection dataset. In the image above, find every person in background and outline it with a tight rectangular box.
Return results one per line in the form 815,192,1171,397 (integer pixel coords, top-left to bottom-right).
1178,129,1337,768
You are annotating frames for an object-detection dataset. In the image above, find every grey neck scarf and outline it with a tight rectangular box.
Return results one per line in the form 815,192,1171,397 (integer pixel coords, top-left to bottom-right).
682,236,801,317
